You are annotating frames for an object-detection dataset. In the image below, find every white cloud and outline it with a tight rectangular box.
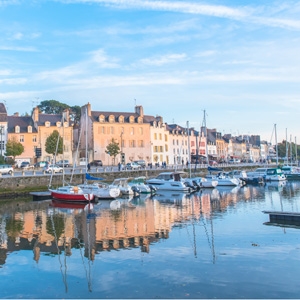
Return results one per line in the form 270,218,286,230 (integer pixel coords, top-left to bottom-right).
0,45,37,52
139,53,187,66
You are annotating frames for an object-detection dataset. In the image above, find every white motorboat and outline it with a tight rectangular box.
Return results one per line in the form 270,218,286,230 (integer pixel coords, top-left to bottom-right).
281,166,300,180
78,182,120,199
129,176,157,194
188,177,218,188
110,178,140,196
146,171,191,192
264,168,286,181
206,173,240,186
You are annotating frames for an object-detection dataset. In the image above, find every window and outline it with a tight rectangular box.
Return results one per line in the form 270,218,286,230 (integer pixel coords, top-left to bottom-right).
129,116,134,123
56,122,61,127
110,126,114,134
139,127,143,135
154,133,157,140
129,140,135,147
99,115,105,122
45,121,50,127
28,126,32,133
20,135,24,142
15,126,20,133
138,140,144,147
159,133,162,140
137,117,143,124
165,134,168,141
33,135,37,142
130,127,134,135
109,115,115,123
165,144,168,151
119,115,124,123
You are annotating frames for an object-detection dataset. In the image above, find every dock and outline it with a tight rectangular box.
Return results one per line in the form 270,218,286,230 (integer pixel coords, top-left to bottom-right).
30,191,52,201
263,210,300,226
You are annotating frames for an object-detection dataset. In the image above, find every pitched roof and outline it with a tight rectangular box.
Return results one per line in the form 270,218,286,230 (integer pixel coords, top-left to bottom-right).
7,116,37,133
0,103,7,122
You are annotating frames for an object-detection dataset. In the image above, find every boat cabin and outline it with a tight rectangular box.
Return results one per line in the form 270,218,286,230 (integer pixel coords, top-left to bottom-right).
155,172,185,182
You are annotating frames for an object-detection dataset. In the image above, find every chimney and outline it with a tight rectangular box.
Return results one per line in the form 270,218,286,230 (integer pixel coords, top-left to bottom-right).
14,112,19,117
135,105,144,117
32,107,39,122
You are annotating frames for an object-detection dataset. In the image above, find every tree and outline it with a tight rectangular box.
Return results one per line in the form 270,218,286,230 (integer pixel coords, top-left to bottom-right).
105,139,120,165
38,100,69,114
5,139,24,161
69,105,81,127
45,130,63,160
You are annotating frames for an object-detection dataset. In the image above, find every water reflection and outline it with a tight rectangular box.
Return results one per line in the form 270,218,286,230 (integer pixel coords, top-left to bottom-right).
1,182,300,297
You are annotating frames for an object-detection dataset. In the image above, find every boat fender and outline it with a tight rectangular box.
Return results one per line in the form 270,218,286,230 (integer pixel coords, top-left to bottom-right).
73,186,79,194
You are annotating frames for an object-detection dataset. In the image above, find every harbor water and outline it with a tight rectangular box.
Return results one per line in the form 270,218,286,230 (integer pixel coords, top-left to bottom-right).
0,181,300,299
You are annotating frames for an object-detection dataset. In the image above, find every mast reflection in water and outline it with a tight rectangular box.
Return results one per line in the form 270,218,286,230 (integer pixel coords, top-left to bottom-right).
0,181,300,299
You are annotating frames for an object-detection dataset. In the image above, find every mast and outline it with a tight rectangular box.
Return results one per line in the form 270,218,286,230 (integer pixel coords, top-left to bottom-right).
274,124,278,165
187,121,191,178
295,137,297,165
85,105,88,176
203,110,209,165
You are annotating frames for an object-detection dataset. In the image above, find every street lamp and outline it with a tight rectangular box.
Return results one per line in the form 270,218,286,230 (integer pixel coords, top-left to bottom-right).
120,130,125,164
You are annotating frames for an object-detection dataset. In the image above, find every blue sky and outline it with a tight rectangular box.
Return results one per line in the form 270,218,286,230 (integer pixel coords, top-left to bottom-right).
0,0,300,142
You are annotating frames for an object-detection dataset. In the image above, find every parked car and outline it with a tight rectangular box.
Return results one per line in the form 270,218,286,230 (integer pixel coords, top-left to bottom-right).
90,160,103,167
56,160,70,167
125,162,141,170
43,164,63,173
34,161,48,168
209,160,218,166
134,160,146,168
0,164,14,175
20,161,34,169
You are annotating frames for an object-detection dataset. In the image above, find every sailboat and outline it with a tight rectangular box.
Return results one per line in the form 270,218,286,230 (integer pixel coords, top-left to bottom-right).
48,110,94,202
77,104,121,199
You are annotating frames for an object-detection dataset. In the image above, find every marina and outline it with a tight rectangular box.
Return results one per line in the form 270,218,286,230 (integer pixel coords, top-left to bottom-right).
0,180,300,298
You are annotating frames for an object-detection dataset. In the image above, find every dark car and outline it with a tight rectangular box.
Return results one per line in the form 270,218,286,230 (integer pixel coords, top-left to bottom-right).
56,160,70,167
90,160,103,167
134,160,146,168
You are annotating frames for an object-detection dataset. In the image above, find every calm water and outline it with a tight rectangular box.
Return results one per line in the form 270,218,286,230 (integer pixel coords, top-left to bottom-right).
0,181,300,299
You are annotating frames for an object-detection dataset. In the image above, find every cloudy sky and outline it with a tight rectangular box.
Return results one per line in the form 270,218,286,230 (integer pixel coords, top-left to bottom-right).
0,0,300,142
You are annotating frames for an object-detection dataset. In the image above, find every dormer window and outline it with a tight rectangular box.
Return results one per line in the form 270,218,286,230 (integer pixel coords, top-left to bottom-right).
99,115,105,123
15,126,20,133
27,126,32,133
129,116,135,123
109,115,115,123
45,121,50,128
64,121,68,128
119,115,124,123
137,117,143,124
56,122,61,127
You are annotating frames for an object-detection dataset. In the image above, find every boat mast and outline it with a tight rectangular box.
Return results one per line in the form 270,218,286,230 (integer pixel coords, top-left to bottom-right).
187,121,191,178
85,105,88,176
295,137,298,165
203,110,209,165
274,124,278,165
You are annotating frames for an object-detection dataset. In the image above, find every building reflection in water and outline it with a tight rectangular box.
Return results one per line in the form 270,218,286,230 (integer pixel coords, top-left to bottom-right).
1,182,300,268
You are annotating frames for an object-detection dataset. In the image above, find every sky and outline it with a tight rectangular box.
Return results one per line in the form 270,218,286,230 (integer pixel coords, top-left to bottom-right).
0,0,300,143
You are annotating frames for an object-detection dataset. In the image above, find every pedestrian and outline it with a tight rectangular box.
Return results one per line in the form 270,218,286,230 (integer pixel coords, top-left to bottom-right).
182,159,184,165
118,162,121,171
87,163,91,172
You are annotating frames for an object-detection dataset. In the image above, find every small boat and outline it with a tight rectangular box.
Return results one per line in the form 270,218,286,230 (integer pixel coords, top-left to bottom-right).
50,185,94,202
129,176,157,194
206,173,240,186
146,171,191,192
110,178,140,196
246,167,267,182
79,173,121,199
188,177,218,188
281,166,300,180
264,168,286,181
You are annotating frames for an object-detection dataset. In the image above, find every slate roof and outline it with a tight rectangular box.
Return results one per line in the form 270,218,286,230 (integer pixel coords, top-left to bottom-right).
7,116,37,133
91,110,157,124
0,103,7,122
36,114,64,126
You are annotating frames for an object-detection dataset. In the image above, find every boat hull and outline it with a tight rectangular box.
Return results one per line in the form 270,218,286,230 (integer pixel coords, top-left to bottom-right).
50,190,94,202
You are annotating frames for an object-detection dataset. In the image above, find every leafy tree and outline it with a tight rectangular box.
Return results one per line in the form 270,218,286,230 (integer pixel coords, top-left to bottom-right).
69,105,81,127
6,217,24,241
45,130,63,159
46,215,65,241
105,138,120,165
38,100,69,114
5,139,24,160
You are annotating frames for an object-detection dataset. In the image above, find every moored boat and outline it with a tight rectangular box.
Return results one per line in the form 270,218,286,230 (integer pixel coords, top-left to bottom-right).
50,185,94,202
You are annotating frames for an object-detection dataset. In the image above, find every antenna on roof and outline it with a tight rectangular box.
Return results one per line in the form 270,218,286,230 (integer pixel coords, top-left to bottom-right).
134,98,136,106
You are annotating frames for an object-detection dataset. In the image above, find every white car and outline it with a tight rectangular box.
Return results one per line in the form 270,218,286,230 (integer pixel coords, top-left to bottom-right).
44,164,63,173
0,164,14,175
125,162,141,170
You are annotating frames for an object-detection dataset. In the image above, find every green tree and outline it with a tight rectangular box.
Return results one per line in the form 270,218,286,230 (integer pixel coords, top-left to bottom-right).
45,130,63,159
69,105,81,127
46,215,65,242
5,139,24,161
38,100,69,114
105,138,120,165
5,217,24,242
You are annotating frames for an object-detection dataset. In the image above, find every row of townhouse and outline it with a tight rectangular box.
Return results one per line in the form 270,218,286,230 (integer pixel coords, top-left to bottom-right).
0,102,270,166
